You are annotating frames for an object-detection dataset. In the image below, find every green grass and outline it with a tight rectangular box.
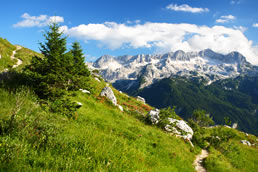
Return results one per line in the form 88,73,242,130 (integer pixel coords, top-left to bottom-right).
14,47,43,71
0,37,43,71
0,38,16,71
1,41,258,171
203,127,258,172
1,75,258,171
0,83,197,171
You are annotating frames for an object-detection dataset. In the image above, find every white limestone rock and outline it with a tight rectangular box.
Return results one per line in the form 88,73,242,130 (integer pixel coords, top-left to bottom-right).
147,109,160,125
167,118,194,140
232,123,238,129
79,89,90,94
95,77,100,82
76,102,83,106
147,109,193,140
136,96,145,103
117,105,123,112
100,86,117,106
241,140,251,146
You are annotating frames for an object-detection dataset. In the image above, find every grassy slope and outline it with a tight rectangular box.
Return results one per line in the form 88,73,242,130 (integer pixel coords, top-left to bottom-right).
0,40,257,171
0,37,43,71
0,76,197,171
14,47,43,71
0,38,16,71
135,77,258,135
203,127,258,172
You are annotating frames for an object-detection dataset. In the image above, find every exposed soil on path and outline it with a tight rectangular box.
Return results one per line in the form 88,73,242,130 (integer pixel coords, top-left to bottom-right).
11,46,22,68
193,149,209,172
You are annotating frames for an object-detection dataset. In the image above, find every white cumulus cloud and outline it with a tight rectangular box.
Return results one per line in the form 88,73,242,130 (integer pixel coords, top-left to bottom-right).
231,0,241,5
13,13,64,28
233,26,247,32
166,4,209,13
216,15,236,23
253,23,258,28
62,22,258,65
216,14,236,23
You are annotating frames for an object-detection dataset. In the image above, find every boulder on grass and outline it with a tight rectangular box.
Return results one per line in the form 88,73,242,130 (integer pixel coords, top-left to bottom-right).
147,109,160,125
166,118,193,140
100,86,117,106
79,89,90,94
136,96,145,103
117,105,123,112
241,140,251,146
146,109,193,140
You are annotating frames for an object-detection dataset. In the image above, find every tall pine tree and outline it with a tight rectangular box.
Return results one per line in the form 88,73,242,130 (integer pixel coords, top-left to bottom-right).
68,41,90,89
25,23,86,99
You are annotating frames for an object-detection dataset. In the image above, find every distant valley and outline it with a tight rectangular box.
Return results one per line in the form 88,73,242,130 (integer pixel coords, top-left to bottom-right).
90,50,258,135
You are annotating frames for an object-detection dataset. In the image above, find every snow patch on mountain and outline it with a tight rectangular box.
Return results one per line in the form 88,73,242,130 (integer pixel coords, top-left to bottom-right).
88,49,256,89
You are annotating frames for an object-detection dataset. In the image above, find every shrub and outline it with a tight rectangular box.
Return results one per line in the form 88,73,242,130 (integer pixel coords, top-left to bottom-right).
49,98,79,118
188,119,208,148
156,107,179,129
191,109,214,127
207,127,237,149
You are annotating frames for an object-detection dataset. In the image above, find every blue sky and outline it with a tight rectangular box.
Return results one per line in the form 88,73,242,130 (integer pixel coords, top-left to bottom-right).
1,0,258,64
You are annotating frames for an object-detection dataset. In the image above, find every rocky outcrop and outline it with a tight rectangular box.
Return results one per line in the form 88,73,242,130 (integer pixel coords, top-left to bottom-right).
76,102,83,107
241,140,251,146
118,105,123,112
99,86,124,112
147,109,193,140
136,96,145,103
95,77,100,82
165,118,193,140
147,109,160,124
89,49,254,90
79,89,90,94
232,123,238,129
100,86,117,106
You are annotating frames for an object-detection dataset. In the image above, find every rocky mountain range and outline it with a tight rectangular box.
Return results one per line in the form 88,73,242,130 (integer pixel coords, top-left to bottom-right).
88,49,258,90
88,49,258,135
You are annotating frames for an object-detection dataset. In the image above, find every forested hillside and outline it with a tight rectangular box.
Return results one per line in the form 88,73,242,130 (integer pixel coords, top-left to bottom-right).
134,76,258,135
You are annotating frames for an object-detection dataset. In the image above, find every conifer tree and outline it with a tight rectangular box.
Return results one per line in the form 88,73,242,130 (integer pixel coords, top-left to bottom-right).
68,41,90,89
25,23,74,99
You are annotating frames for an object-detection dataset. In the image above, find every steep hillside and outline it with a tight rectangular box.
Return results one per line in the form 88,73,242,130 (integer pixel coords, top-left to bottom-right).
0,37,43,71
0,38,16,71
133,76,258,135
1,72,258,171
0,75,197,171
14,47,43,70
90,50,258,135
1,37,257,171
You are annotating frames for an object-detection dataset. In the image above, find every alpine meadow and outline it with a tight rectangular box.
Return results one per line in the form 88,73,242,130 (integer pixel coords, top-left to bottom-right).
1,0,258,171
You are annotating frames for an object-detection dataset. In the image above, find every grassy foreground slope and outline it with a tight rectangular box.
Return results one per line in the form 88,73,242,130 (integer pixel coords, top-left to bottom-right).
1,37,257,171
201,126,258,172
0,75,197,171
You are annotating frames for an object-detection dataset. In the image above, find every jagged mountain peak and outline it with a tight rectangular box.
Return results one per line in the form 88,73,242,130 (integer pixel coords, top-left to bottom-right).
89,49,255,89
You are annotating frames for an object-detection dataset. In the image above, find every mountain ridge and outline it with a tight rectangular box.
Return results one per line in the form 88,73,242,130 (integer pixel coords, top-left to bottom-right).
89,49,258,135
89,49,257,90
